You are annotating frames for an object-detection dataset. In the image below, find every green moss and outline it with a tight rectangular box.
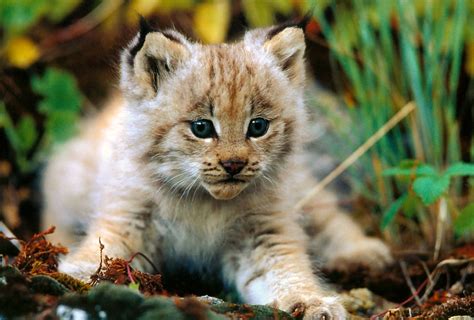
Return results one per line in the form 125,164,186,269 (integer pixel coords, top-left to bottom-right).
0,266,37,318
0,268,293,319
30,275,69,295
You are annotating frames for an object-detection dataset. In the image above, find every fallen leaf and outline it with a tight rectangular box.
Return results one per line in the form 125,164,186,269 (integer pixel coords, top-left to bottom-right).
126,0,161,25
0,161,12,177
194,1,231,44
5,36,40,68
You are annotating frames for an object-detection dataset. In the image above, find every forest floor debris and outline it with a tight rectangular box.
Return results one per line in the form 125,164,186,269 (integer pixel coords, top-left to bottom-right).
0,228,473,319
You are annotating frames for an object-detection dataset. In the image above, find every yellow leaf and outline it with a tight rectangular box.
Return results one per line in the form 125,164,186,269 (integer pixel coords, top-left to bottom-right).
5,36,40,69
272,0,293,15
242,0,274,27
194,0,231,44
466,41,474,76
158,0,195,12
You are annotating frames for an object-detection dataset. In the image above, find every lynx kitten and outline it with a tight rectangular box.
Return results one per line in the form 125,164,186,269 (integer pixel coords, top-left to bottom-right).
42,21,392,319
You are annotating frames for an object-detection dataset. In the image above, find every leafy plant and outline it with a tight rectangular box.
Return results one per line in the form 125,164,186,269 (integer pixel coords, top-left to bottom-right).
0,0,82,68
307,0,473,245
0,68,82,173
1,0,85,173
454,203,474,237
0,103,37,172
0,0,81,37
382,162,474,236
31,68,82,144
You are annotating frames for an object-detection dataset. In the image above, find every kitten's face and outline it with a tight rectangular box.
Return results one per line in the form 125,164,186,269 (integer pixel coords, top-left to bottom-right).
122,25,306,200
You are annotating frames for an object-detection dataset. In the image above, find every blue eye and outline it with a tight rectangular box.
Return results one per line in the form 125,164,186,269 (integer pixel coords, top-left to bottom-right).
247,118,269,138
190,119,215,138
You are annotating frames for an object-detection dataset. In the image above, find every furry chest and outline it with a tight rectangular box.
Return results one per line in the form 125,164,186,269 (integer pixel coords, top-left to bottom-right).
152,207,233,267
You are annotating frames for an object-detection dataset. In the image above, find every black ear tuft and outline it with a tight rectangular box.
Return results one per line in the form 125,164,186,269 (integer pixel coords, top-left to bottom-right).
121,26,190,100
267,14,312,40
139,15,153,34
129,16,156,65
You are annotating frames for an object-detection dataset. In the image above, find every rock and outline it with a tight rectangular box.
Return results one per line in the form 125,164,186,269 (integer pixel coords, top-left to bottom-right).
341,287,396,317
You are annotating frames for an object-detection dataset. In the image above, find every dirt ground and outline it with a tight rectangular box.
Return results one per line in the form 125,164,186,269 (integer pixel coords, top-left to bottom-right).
1,227,473,319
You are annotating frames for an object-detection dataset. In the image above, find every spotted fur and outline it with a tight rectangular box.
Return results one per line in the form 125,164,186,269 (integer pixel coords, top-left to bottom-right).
42,25,392,319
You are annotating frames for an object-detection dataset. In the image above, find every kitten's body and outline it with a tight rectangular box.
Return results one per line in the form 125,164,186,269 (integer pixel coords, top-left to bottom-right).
42,23,391,319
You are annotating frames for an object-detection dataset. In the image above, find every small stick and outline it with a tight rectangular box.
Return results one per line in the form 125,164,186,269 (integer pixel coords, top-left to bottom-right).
128,252,161,274
400,260,422,306
371,258,474,319
294,101,416,213
417,258,435,299
421,272,442,302
126,262,136,284
370,277,429,320
433,197,447,261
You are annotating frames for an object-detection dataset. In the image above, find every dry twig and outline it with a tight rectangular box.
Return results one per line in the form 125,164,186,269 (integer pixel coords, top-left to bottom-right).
400,261,422,306
371,258,474,319
294,101,416,213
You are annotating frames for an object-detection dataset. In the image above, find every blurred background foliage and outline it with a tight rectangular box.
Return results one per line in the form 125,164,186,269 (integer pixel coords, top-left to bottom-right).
0,0,473,255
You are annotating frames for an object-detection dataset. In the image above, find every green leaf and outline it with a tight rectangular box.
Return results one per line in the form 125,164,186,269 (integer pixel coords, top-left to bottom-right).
128,282,140,292
402,193,419,218
16,115,37,152
31,68,82,145
0,0,80,36
0,107,6,126
383,164,437,177
272,0,293,15
445,162,474,177
454,203,474,236
0,0,46,35
413,175,450,205
45,112,78,143
398,159,419,167
31,68,82,114
44,0,81,22
0,101,21,152
0,103,36,172
380,193,407,230
242,0,274,27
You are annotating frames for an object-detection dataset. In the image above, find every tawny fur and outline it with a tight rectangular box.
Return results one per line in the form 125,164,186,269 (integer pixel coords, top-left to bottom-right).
42,24,392,319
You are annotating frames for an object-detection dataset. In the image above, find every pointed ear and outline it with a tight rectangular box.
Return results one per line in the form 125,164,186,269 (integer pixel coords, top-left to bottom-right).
263,27,306,85
121,20,190,100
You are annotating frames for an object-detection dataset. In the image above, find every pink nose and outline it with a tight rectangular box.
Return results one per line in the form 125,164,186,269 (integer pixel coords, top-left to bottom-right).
220,159,246,176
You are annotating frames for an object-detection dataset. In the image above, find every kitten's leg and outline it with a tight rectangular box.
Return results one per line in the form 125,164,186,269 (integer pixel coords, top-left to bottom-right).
301,189,393,272
223,215,346,319
42,137,96,247
58,198,159,281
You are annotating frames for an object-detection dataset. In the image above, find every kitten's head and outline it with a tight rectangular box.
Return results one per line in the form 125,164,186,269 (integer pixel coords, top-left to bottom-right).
121,21,307,200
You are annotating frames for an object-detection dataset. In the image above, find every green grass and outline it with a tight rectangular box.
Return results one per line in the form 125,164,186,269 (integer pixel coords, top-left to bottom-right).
306,0,472,245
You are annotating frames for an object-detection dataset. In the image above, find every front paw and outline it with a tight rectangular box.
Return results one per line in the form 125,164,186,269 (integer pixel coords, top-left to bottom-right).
325,237,393,273
282,296,346,320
